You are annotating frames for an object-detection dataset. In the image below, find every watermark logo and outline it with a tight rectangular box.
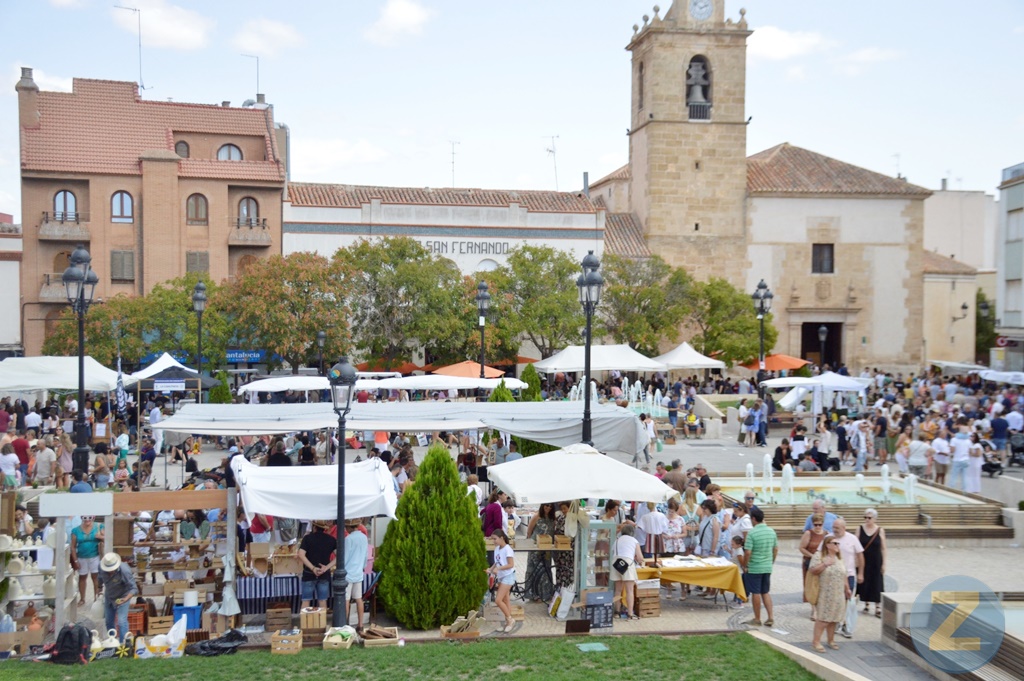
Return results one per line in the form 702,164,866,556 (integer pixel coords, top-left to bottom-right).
909,575,1004,674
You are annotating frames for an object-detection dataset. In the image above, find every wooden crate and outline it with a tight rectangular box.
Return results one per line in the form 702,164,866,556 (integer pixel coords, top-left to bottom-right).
300,608,327,631
148,615,174,635
440,625,480,640
362,627,400,647
302,628,326,646
638,603,661,618
636,588,660,599
271,630,303,655
186,630,209,643
127,607,147,636
266,605,293,631
322,628,355,650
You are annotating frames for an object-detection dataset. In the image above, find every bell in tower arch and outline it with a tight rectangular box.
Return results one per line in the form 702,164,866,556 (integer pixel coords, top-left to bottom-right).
686,59,709,104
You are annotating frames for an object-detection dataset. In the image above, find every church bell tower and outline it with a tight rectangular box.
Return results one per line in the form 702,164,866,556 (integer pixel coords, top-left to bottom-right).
626,1,751,282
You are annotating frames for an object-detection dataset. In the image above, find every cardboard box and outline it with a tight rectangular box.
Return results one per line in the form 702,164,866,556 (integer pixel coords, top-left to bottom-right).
636,579,661,591
271,629,303,655
300,608,327,631
0,631,24,654
249,542,271,558
272,553,303,576
14,616,50,647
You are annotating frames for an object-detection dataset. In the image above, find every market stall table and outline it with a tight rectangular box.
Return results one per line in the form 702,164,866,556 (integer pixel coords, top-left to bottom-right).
636,557,747,602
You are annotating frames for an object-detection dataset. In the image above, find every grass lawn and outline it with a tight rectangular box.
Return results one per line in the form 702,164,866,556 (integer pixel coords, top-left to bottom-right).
5,633,818,681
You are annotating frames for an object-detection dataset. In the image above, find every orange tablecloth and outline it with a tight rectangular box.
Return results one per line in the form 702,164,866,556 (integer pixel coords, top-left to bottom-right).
636,563,747,601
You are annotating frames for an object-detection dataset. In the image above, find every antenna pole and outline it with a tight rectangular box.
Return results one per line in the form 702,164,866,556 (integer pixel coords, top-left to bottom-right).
242,54,260,94
115,6,146,89
546,135,560,191
450,141,459,188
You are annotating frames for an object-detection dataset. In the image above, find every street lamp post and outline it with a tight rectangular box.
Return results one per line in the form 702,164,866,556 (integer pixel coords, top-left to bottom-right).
192,282,207,404
577,251,603,445
751,280,773,397
475,282,490,379
316,330,326,375
62,244,98,475
818,325,829,370
329,356,358,628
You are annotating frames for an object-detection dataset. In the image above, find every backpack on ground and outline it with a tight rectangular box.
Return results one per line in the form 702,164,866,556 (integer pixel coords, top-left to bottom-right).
51,623,92,664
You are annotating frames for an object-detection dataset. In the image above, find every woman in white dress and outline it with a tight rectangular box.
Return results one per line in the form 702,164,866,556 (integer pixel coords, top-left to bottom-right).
966,433,984,494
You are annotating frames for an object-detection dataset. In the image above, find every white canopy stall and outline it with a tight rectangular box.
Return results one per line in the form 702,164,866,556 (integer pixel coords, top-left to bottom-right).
0,355,119,391
236,374,526,396
230,455,398,521
154,401,647,457
760,371,871,414
652,342,726,370
978,370,1024,385
487,443,676,505
533,344,667,373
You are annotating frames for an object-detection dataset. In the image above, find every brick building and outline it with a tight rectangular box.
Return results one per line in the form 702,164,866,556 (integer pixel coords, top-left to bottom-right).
16,67,286,355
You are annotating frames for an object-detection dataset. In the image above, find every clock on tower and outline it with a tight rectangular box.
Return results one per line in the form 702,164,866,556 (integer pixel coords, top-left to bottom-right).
689,0,713,21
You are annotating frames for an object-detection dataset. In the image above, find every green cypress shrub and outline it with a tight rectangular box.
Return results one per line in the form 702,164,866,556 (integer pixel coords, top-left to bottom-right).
208,371,233,404
376,443,488,629
488,378,514,403
520,363,542,402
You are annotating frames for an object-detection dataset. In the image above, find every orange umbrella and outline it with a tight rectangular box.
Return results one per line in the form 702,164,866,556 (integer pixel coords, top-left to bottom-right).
432,360,504,378
741,354,811,371
355,360,422,374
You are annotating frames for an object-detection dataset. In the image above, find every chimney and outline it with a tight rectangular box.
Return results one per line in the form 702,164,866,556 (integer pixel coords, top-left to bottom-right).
941,178,948,191
15,67,40,128
221,101,231,107
582,172,590,198
256,93,265,104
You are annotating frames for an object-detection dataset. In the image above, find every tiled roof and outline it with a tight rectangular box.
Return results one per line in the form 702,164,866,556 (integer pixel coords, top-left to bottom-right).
21,78,284,182
604,213,650,258
747,143,930,197
287,183,597,213
922,250,977,276
590,164,630,188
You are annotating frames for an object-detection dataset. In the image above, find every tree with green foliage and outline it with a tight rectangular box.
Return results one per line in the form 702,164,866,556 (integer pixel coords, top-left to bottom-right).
444,275,520,368
686,277,779,366
376,444,488,629
333,237,465,368
225,253,349,373
143,273,233,369
490,245,583,358
599,254,693,356
208,371,233,404
976,289,997,361
520,363,542,402
488,379,515,403
42,293,148,366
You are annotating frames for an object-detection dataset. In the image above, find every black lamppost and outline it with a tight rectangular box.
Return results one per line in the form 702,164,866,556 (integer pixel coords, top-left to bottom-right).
316,330,326,375
329,356,357,628
192,281,207,403
818,325,829,370
62,244,98,474
751,279,773,397
577,250,603,445
475,282,490,378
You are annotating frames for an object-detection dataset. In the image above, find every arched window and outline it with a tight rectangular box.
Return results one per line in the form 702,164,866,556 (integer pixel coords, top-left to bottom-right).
187,193,209,226
175,141,190,158
111,191,134,223
238,197,259,227
217,143,243,161
54,190,76,221
637,62,645,112
686,56,712,120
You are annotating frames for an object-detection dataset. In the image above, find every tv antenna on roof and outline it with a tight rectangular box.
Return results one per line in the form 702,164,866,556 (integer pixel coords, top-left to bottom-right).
449,141,459,188
546,135,560,191
241,54,260,95
114,5,150,90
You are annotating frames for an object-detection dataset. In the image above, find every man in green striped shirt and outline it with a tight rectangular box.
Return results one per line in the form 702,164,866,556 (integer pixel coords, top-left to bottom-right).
743,507,778,627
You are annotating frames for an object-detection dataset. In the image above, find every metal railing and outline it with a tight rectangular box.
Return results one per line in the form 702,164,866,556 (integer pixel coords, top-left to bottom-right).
688,103,711,121
233,217,267,229
43,211,89,224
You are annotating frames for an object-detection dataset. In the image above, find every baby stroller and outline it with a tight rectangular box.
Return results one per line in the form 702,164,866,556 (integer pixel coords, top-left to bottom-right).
1009,432,1024,467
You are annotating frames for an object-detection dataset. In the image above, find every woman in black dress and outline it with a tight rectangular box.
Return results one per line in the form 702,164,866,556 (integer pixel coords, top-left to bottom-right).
553,501,575,589
523,503,557,602
855,508,886,617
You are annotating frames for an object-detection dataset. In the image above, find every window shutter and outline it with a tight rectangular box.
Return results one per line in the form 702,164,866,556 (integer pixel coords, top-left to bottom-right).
111,250,135,281
186,251,210,273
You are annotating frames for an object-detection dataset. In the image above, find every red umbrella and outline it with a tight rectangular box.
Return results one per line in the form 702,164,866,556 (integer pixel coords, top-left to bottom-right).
741,354,810,371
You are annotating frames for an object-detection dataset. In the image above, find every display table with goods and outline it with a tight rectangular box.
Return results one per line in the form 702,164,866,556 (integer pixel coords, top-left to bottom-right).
635,556,748,601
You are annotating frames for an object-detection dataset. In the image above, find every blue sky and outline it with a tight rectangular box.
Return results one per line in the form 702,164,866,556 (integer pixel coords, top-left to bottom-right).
2,0,1023,221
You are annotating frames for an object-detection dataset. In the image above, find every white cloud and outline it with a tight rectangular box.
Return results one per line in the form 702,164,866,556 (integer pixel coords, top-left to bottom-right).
836,47,901,75
1013,26,1024,34
111,0,214,51
364,0,434,47
10,65,72,93
49,0,85,7
291,138,389,180
232,19,303,57
785,65,807,81
747,26,832,61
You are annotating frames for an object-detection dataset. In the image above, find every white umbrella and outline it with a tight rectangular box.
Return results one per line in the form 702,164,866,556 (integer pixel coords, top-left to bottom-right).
487,443,675,505
653,342,726,370
533,344,667,373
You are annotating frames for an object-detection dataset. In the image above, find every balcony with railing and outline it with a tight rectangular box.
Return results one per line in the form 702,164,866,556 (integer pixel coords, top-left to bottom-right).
39,211,91,241
228,217,272,247
39,272,69,302
687,103,711,121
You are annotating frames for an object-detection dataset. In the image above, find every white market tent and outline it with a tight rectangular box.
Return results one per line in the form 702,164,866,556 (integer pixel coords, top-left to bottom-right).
533,344,667,373
653,342,726,370
236,374,526,395
154,401,647,456
131,352,196,380
487,443,676,505
0,356,119,392
230,455,398,520
929,360,987,374
978,370,1024,385
760,371,870,415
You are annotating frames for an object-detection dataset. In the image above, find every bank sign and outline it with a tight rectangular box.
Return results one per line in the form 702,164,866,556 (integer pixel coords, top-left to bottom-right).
226,349,266,364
